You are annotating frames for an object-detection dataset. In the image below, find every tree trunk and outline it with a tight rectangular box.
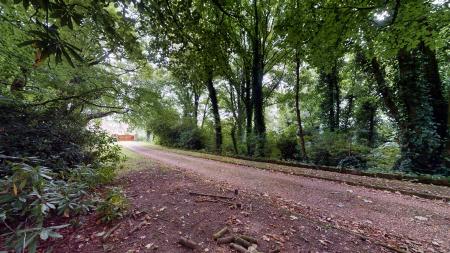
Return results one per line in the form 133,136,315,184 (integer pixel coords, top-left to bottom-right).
321,67,339,132
231,124,238,154
334,67,340,130
200,97,209,129
236,79,245,147
355,52,400,123
146,130,151,142
342,95,354,131
370,57,400,123
396,46,444,173
206,69,222,153
294,53,307,160
252,0,266,157
419,42,448,153
327,72,335,132
193,91,200,126
244,63,254,156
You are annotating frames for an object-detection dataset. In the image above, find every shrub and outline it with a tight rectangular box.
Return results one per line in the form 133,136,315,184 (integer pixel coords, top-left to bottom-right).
366,142,401,172
0,100,124,253
151,119,206,150
0,162,92,252
96,187,128,223
0,100,123,174
337,155,368,170
276,134,298,160
308,131,370,169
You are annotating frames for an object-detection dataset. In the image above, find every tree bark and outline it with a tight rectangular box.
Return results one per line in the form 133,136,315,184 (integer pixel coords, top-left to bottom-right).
370,57,400,123
419,42,448,152
321,67,339,132
193,90,200,126
396,46,444,173
294,53,307,160
342,94,354,131
231,124,238,154
244,64,254,156
206,69,222,153
355,52,400,123
251,0,266,156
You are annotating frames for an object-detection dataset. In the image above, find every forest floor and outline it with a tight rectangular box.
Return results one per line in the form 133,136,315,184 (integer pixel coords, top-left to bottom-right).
47,142,450,253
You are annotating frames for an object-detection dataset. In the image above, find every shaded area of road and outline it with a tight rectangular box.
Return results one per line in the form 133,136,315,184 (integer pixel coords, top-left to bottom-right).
122,142,450,252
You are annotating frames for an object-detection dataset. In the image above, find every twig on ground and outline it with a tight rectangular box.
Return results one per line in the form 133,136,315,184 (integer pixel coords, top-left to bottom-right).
213,226,229,240
189,191,234,199
178,237,198,249
230,243,249,253
102,223,121,241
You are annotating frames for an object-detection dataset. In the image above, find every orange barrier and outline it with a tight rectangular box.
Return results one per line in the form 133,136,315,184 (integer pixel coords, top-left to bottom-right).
115,134,135,141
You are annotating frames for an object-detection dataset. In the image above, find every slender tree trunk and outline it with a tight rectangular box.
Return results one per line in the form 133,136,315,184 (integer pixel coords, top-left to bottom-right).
244,65,254,156
370,57,400,123
320,66,340,132
334,67,340,130
231,124,238,154
252,0,266,157
327,73,335,132
193,92,200,126
236,81,244,146
294,53,307,160
342,95,354,131
200,97,209,129
206,69,222,153
146,130,151,142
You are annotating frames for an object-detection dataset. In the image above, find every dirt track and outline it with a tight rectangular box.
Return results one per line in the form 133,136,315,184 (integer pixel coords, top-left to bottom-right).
122,142,450,252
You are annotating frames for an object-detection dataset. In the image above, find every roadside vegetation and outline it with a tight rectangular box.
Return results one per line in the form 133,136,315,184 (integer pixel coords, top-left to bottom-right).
0,102,127,252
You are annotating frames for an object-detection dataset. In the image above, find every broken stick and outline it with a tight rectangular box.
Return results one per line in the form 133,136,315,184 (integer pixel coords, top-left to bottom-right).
230,243,249,253
239,234,258,244
234,236,252,248
102,223,121,241
128,220,148,235
217,235,235,244
189,191,233,199
213,226,229,240
178,237,198,249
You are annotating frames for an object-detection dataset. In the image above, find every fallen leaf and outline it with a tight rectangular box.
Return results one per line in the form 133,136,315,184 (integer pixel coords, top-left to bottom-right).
319,239,328,245
414,216,428,221
95,231,106,237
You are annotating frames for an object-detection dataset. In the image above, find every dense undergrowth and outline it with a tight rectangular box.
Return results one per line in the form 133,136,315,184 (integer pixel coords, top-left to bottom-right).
0,100,127,252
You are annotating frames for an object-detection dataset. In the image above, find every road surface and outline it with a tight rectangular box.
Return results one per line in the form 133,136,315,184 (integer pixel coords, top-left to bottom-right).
122,142,450,252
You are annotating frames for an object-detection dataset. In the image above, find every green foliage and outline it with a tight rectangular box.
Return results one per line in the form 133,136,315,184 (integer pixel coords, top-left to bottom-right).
0,162,86,252
0,101,123,252
5,224,69,253
308,131,370,169
366,142,401,173
153,121,206,150
0,99,123,173
275,126,300,160
96,187,128,223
